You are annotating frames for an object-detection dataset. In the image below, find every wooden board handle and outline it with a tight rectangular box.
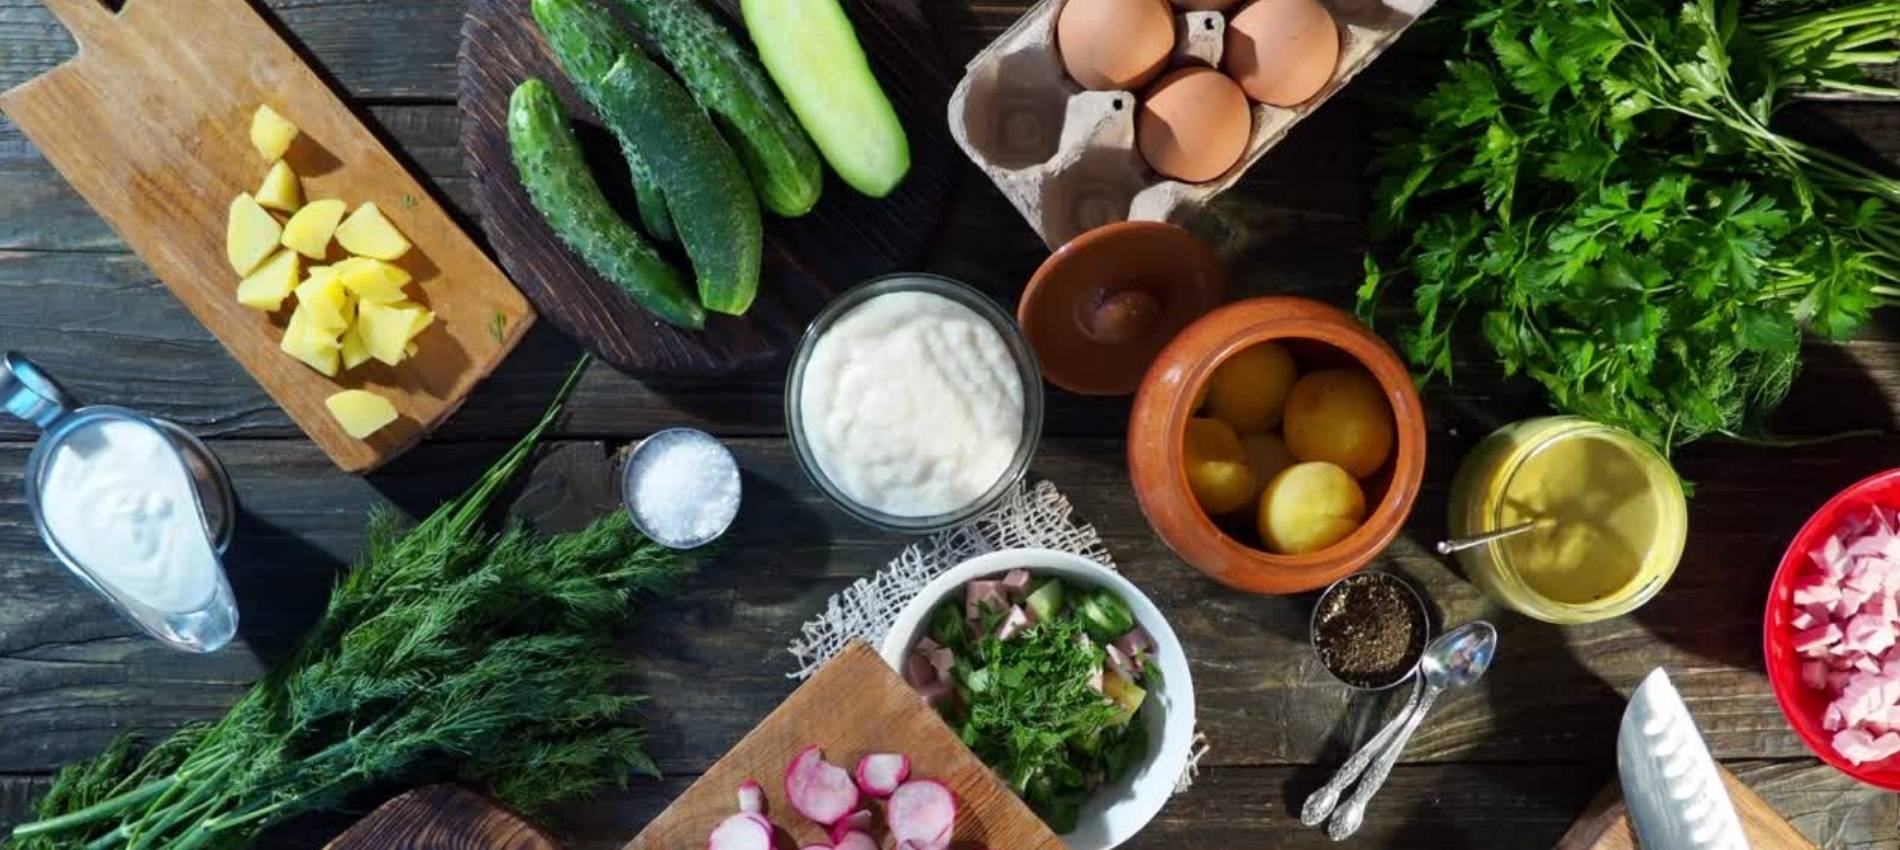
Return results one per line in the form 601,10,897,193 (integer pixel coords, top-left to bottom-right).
39,0,113,44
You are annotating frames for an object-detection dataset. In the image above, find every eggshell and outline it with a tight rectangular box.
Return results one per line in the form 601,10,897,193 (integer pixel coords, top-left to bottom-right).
1223,0,1342,107
1056,0,1176,91
1171,0,1242,8
1137,67,1252,183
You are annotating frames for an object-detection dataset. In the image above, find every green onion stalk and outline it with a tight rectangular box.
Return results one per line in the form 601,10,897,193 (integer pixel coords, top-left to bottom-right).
8,357,693,850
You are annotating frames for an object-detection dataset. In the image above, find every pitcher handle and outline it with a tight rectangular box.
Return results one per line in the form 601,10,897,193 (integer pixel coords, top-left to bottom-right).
1,352,78,430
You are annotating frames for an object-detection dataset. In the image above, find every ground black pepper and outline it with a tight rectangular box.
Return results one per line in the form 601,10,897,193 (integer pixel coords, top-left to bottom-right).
1313,573,1427,688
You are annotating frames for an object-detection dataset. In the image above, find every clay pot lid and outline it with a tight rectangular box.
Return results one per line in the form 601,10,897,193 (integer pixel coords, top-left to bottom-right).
1019,221,1226,396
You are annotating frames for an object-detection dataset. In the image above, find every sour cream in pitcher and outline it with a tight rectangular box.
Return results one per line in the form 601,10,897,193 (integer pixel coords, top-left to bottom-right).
798,290,1025,517
38,418,221,613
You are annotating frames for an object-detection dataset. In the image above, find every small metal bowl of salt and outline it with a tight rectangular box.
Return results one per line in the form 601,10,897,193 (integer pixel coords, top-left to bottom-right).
621,428,741,549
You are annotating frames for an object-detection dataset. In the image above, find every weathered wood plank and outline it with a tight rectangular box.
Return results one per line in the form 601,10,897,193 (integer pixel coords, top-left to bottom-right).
4,760,1886,850
0,435,1887,777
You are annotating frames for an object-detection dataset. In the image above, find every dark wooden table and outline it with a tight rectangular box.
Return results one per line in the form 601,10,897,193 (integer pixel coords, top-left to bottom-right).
1,1,1897,848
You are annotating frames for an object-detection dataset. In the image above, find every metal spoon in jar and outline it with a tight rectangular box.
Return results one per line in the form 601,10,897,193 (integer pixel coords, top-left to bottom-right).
1326,621,1500,842
1435,521,1542,555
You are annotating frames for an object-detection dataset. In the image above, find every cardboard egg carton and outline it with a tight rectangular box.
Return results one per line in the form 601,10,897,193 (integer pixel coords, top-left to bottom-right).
949,0,1439,248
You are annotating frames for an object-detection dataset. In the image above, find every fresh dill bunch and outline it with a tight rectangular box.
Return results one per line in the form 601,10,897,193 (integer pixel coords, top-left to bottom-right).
9,360,694,850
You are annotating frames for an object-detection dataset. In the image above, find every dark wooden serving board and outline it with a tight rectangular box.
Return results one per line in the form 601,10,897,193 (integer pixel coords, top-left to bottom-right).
1550,767,1816,850
325,785,557,850
459,0,954,377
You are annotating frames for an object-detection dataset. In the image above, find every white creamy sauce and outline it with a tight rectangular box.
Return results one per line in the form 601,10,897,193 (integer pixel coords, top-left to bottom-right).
39,419,219,613
800,290,1025,517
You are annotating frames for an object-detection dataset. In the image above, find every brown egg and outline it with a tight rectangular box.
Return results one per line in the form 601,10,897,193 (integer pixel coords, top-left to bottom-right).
1171,0,1242,9
1056,0,1177,91
1223,0,1341,107
1136,67,1252,183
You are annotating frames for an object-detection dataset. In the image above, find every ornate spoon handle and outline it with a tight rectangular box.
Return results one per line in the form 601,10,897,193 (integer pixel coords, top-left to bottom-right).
1299,678,1425,826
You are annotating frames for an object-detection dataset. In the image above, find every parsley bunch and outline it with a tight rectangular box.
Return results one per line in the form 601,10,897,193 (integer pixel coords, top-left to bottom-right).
1359,0,1900,450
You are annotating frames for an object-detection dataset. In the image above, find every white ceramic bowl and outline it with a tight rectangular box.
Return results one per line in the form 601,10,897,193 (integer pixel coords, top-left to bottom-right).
878,548,1196,850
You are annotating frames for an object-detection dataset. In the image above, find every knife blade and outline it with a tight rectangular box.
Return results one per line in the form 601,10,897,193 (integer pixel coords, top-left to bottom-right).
1617,668,1750,850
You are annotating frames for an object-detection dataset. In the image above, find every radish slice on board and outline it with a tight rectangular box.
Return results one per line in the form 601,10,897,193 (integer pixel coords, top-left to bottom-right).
887,780,957,850
784,745,861,826
708,813,773,850
828,810,874,844
737,779,764,815
855,753,911,797
835,833,877,850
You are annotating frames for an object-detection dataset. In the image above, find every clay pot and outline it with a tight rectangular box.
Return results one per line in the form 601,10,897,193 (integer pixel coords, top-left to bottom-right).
1019,221,1226,396
1127,297,1426,594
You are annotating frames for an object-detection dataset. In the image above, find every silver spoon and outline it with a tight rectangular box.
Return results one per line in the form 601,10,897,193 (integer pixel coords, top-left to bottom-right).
1326,621,1500,841
1300,676,1427,826
1435,521,1541,555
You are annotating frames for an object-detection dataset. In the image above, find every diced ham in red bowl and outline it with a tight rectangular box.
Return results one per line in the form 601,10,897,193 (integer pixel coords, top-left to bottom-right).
1767,468,1900,789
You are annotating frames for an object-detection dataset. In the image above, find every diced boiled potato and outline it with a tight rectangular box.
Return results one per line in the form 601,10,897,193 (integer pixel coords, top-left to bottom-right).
394,300,436,337
255,161,303,213
335,256,412,303
227,193,282,275
292,273,354,334
235,248,300,311
334,203,412,261
250,105,300,161
325,390,398,439
280,304,340,376
281,199,348,259
340,323,373,370
356,300,429,366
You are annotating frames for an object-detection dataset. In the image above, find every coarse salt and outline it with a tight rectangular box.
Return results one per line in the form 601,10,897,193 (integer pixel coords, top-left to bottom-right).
624,431,740,548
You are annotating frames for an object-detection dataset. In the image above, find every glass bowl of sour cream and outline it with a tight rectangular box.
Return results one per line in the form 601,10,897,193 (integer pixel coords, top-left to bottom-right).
786,274,1043,533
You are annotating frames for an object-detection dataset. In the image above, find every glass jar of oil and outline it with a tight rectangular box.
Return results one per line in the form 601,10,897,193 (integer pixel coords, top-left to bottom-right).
1447,416,1687,623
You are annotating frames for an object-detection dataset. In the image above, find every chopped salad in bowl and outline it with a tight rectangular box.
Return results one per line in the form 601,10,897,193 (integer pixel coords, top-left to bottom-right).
879,549,1195,850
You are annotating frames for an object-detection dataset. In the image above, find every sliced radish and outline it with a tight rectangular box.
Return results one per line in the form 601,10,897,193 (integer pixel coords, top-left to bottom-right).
737,779,764,815
887,780,957,850
855,753,911,797
708,813,773,850
829,809,874,844
784,745,861,826
834,833,877,850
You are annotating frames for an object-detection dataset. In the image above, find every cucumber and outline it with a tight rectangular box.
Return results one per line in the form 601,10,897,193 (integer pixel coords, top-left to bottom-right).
529,0,675,243
598,51,762,315
616,0,823,217
506,79,703,330
740,0,910,198
1024,579,1066,625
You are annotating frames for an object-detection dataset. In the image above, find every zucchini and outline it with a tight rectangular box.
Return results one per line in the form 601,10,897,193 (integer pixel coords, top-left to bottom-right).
598,51,763,315
616,0,824,217
506,79,704,330
529,0,676,243
740,0,910,198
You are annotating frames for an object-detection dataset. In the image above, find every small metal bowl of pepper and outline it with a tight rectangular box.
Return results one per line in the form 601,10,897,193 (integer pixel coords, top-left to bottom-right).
1310,572,1431,690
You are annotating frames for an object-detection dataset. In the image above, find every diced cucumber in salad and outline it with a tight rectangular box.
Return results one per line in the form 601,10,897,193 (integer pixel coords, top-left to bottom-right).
903,569,1161,833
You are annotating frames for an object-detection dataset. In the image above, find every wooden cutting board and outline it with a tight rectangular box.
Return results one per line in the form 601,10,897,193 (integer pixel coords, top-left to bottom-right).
0,0,534,473
626,641,1062,850
1551,766,1817,850
325,785,557,850
459,0,953,377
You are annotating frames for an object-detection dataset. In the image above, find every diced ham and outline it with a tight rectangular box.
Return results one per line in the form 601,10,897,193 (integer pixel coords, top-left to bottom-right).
1838,588,1872,618
994,606,1032,641
905,653,936,688
1858,655,1884,674
1793,610,1818,630
1828,671,1855,692
1114,628,1153,669
923,646,955,684
965,581,1008,620
1105,643,1135,680
1000,569,1033,600
916,681,954,709
1088,664,1105,694
1795,623,1844,656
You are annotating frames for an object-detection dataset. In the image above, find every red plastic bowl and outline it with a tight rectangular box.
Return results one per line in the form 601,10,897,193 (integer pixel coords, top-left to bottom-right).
1766,467,1900,790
